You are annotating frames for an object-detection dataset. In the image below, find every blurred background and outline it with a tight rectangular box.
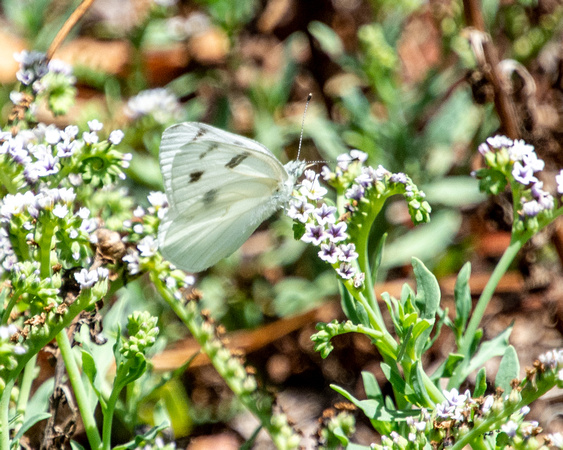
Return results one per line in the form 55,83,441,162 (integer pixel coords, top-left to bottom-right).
2,0,563,447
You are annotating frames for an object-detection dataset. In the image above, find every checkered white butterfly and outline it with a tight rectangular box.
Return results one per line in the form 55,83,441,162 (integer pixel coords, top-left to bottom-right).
158,122,306,272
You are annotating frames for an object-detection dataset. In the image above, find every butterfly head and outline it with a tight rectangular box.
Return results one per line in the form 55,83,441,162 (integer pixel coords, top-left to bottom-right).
284,159,306,184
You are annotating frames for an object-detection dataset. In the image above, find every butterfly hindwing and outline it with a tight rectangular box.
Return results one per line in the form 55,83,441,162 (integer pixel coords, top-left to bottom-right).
158,122,291,272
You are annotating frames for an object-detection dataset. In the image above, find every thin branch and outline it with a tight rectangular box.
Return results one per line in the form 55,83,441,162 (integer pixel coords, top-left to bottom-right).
463,0,520,139
46,0,96,61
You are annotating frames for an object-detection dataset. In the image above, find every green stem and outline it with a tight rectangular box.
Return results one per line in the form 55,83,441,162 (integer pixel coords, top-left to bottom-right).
1,290,21,326
13,355,38,434
151,271,299,448
57,329,102,450
460,237,523,357
101,379,123,450
0,378,15,450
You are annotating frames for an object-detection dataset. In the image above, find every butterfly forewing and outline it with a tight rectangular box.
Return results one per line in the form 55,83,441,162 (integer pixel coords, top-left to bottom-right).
158,122,293,272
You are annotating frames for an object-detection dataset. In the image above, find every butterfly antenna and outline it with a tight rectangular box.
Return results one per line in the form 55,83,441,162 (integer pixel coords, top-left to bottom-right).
297,93,312,161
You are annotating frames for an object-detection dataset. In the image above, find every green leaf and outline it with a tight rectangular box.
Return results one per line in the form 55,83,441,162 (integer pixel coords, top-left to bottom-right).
413,258,440,319
370,232,387,283
381,210,462,269
422,177,486,208
412,258,440,357
362,371,383,402
330,385,417,421
495,345,519,393
308,21,344,59
12,413,51,441
410,361,433,407
454,325,512,385
453,262,472,337
474,368,488,397
81,350,102,399
70,441,87,450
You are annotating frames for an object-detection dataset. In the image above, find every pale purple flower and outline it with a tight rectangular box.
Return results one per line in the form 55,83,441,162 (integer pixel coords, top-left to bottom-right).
353,272,365,288
62,125,79,140
508,139,535,161
300,177,327,200
390,172,408,184
336,153,353,170
443,388,470,407
125,88,183,124
557,170,563,195
512,162,537,185
548,433,563,448
313,203,337,225
13,345,26,355
336,263,355,279
338,243,358,262
56,139,79,158
318,242,339,264
345,184,364,201
481,395,494,413
303,169,316,182
486,135,513,149
74,268,99,288
97,267,109,279
83,131,98,145
301,223,328,245
133,206,145,217
44,127,62,145
326,222,348,243
321,165,332,180
287,198,314,223
137,235,158,257
501,420,518,438
123,251,140,275
58,188,76,203
478,143,490,155
350,149,368,162
522,151,544,173
77,207,90,220
34,154,59,177
0,324,18,340
121,153,132,169
133,224,144,234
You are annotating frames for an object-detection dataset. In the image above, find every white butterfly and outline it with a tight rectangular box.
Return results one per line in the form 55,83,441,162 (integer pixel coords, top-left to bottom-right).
158,122,306,272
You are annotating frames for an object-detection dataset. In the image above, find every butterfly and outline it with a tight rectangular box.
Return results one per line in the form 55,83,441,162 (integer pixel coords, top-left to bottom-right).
158,122,306,272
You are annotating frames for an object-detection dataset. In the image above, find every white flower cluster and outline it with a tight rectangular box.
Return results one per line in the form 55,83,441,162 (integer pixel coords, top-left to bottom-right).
125,88,183,124
74,267,109,289
13,50,75,94
0,188,97,271
478,135,557,218
287,166,365,287
0,121,127,186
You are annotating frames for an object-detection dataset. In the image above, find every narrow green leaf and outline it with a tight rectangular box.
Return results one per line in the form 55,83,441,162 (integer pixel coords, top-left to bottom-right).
12,412,51,441
495,345,519,393
330,385,417,421
474,368,487,397
308,21,344,58
454,262,472,335
81,350,101,399
362,371,383,402
412,257,441,319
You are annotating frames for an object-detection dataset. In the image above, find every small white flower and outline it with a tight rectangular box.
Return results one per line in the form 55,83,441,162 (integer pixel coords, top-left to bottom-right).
147,191,168,208
88,119,103,132
137,235,158,257
109,129,124,145
74,268,99,288
52,204,69,218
